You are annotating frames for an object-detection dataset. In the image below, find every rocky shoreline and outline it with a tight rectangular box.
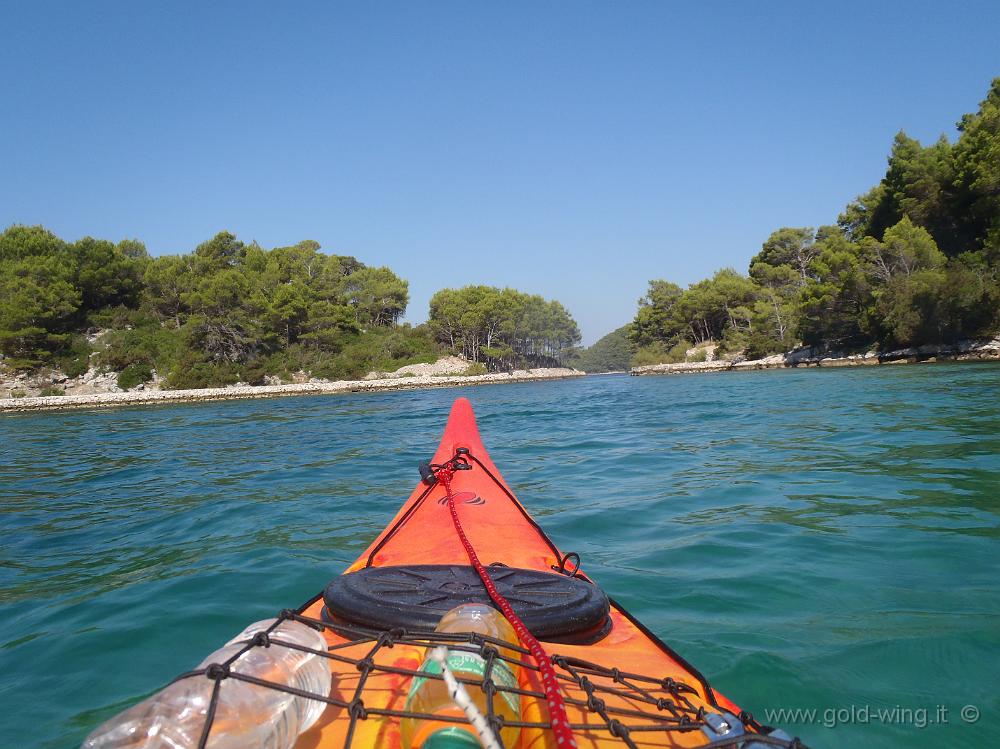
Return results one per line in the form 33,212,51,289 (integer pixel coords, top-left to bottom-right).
0,367,584,413
630,336,1000,376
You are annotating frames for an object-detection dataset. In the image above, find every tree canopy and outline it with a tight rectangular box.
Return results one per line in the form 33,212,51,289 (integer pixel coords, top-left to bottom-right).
631,77,1000,364
1,226,584,387
0,227,432,387
428,286,581,369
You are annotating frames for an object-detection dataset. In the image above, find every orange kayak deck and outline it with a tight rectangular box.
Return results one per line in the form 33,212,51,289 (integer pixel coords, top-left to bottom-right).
292,398,785,749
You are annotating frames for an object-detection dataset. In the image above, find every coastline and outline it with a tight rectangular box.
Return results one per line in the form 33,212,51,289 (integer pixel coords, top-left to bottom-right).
0,367,584,414
630,336,1000,376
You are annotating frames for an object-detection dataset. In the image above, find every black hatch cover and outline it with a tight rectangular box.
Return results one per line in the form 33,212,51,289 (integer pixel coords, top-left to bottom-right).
323,564,610,642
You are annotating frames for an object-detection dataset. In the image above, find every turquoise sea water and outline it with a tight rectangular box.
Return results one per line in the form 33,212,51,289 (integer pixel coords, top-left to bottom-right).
2,364,998,749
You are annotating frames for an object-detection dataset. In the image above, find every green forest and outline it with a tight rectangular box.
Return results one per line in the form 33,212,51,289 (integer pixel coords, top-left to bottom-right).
3,79,998,387
567,326,635,373
0,227,579,390
630,78,1000,364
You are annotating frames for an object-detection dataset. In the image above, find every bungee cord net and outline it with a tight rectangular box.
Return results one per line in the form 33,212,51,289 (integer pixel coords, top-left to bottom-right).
167,608,809,749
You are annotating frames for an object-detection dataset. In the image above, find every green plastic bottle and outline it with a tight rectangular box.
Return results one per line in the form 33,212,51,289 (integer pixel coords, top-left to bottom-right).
401,603,522,748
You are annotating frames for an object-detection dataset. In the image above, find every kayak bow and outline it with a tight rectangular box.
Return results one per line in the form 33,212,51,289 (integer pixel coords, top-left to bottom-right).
291,397,800,748
83,396,804,749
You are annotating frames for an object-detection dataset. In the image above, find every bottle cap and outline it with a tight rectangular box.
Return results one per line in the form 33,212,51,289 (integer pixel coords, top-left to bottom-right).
421,727,483,748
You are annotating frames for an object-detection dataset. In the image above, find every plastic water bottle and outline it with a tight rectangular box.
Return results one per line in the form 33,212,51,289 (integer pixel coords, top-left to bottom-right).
401,603,522,748
81,618,331,749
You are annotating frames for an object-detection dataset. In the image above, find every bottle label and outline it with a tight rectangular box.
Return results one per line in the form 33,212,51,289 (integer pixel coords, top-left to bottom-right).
409,651,520,715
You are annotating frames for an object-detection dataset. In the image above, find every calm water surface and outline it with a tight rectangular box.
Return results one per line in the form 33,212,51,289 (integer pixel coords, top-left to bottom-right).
2,365,998,748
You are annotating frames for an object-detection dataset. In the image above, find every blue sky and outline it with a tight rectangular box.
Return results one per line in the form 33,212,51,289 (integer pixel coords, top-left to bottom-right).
2,2,998,344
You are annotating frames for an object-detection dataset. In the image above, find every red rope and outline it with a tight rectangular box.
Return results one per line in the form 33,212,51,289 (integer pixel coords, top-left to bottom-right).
435,464,578,748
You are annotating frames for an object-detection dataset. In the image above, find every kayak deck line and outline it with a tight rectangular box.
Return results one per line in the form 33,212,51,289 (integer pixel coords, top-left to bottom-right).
82,396,808,748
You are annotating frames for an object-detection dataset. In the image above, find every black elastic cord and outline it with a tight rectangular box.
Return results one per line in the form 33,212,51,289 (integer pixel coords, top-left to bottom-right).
555,551,581,576
364,481,436,567
608,596,721,712
463,452,565,563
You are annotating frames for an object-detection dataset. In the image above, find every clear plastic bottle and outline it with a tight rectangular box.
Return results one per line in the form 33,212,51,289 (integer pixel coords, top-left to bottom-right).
82,618,331,749
401,603,522,749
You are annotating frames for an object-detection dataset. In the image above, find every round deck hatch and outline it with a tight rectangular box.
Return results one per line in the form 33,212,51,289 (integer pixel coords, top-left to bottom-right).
323,564,610,642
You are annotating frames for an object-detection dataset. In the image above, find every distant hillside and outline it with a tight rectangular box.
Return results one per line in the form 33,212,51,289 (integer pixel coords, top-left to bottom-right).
570,325,635,373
